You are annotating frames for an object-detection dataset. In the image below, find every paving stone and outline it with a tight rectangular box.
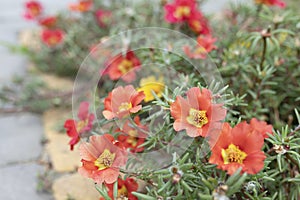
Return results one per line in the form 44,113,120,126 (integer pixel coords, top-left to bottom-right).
0,162,53,200
0,113,44,166
43,109,81,172
52,173,100,200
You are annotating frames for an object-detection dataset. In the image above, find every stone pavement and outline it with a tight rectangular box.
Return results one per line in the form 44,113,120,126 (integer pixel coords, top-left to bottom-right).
0,0,249,200
0,1,73,200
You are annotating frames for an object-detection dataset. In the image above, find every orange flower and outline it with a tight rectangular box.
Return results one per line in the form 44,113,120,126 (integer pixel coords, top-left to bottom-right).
170,87,226,137
187,10,210,35
64,101,95,150
38,16,57,28
41,29,65,47
209,122,266,175
255,0,286,8
250,118,273,138
23,1,43,20
100,177,139,200
105,51,141,83
69,0,93,12
103,85,145,120
183,35,217,59
117,116,147,153
78,134,128,184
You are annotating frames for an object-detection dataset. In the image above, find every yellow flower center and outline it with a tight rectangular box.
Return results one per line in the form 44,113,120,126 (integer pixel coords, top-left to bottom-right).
94,149,115,170
126,130,138,147
117,185,128,199
174,6,191,18
195,46,206,54
191,20,202,31
76,119,88,132
118,59,133,75
48,36,59,45
186,108,208,128
221,144,247,164
118,102,132,113
137,76,165,102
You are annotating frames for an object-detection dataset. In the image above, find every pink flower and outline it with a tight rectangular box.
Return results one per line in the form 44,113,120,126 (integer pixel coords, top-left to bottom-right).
184,35,217,59
64,102,95,150
164,0,196,23
23,1,43,20
78,134,128,184
95,9,112,27
103,85,145,120
170,87,226,137
41,29,65,47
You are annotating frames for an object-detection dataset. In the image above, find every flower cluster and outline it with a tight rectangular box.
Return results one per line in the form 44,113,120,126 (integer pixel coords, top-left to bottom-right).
23,1,65,47
164,0,217,59
164,0,210,35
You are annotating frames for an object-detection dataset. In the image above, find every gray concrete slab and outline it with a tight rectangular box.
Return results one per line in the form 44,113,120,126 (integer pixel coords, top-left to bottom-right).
0,113,44,166
0,162,53,200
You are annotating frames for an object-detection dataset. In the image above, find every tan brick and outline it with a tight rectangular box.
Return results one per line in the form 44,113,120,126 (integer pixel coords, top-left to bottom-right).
52,173,100,200
43,109,81,172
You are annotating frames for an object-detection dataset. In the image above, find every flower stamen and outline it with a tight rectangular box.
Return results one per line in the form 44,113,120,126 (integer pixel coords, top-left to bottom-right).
118,59,133,74
174,6,191,18
118,102,132,113
94,149,115,170
186,108,208,128
221,144,247,164
117,185,128,199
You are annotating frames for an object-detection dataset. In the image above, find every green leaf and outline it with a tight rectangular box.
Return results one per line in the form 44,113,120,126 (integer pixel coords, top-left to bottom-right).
131,192,156,200
113,180,118,199
95,184,111,200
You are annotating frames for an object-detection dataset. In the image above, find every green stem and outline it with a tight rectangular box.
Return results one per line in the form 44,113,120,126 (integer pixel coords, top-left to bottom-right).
260,36,267,68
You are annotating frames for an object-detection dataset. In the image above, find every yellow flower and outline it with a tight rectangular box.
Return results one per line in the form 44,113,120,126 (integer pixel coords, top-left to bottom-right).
137,76,165,102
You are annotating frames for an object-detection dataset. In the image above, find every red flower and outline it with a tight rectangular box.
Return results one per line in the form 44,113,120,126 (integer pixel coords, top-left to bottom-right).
209,122,266,175
78,134,128,184
69,0,93,12
100,177,139,200
117,116,147,153
187,10,210,34
64,102,95,150
24,0,43,20
170,87,226,137
105,51,141,83
164,0,196,23
250,118,273,138
38,16,57,28
255,0,286,8
95,9,112,27
41,29,65,47
103,85,145,120
184,35,217,59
